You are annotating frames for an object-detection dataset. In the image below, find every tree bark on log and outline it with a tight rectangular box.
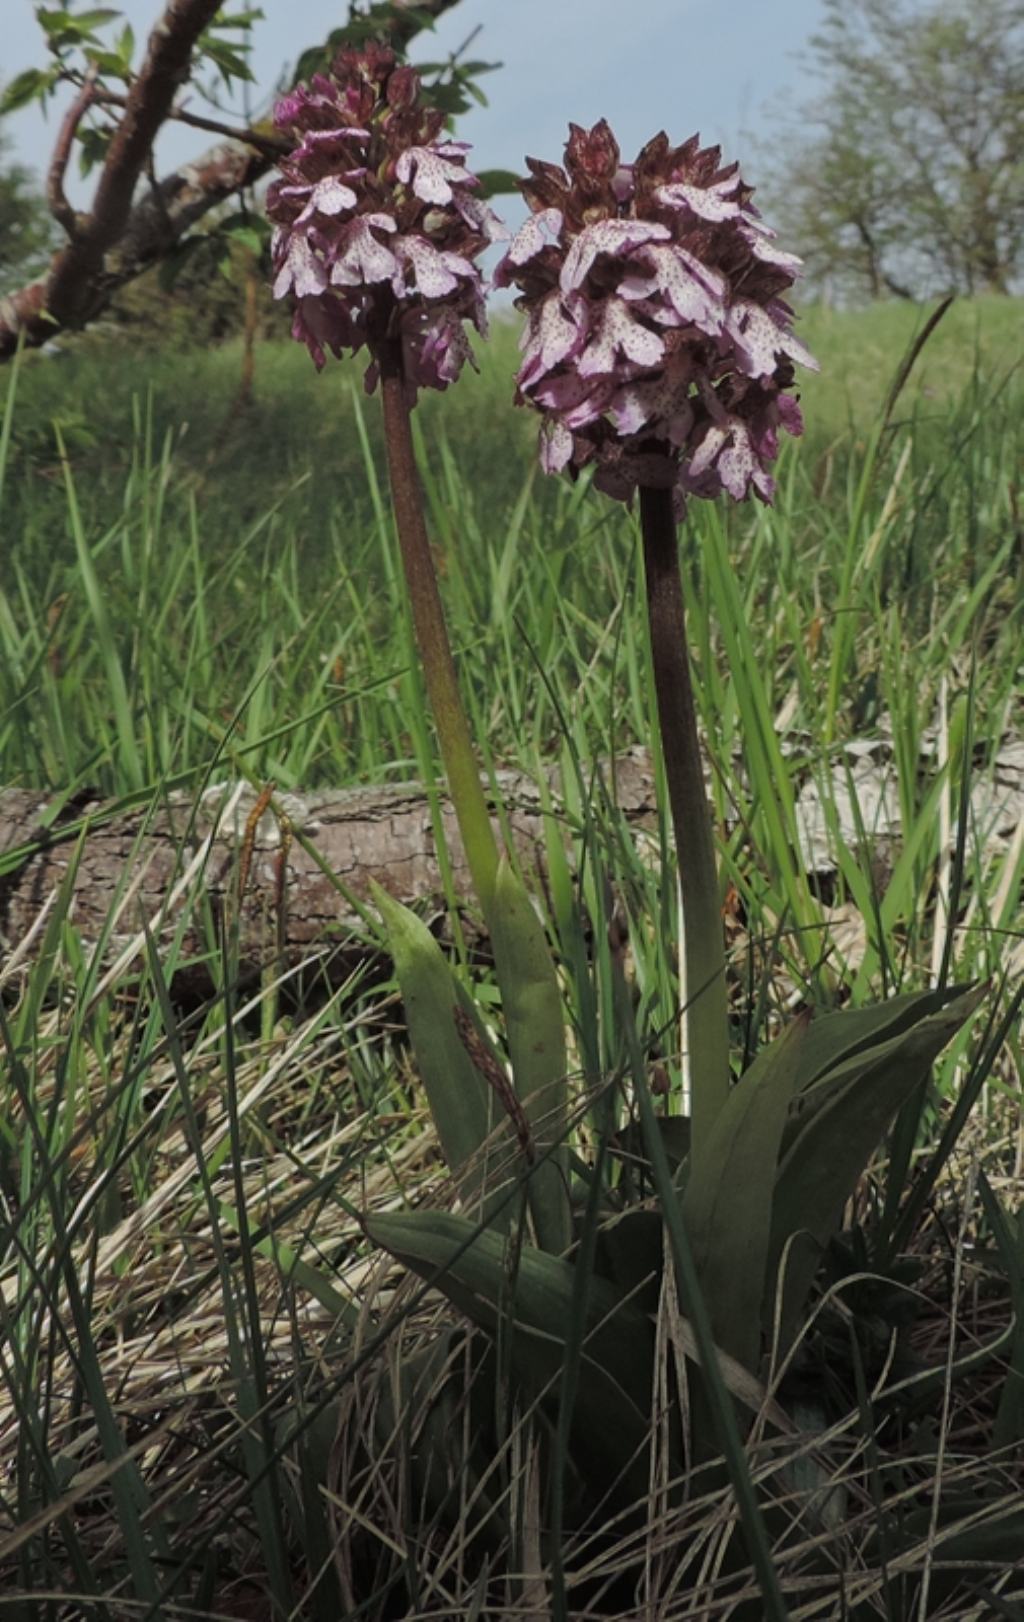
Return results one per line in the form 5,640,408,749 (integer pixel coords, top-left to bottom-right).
2,736,1020,994
0,753,659,994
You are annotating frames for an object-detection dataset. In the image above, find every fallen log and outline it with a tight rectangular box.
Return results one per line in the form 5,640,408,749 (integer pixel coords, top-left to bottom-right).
0,753,659,995
2,731,1021,995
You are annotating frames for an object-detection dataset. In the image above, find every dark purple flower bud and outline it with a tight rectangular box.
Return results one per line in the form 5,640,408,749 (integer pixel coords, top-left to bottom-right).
267,46,505,390
387,64,418,110
564,118,620,194
496,121,817,513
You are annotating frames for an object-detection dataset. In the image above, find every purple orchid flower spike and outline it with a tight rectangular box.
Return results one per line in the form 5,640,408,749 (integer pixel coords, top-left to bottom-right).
495,120,817,513
267,43,505,391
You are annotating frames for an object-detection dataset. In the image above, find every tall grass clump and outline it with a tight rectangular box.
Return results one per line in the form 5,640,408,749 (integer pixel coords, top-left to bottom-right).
0,50,1021,1622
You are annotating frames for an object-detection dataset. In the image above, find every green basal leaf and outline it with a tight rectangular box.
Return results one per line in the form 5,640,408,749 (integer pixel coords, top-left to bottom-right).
373,884,510,1225
683,1011,810,1372
789,983,971,1111
365,1209,658,1506
766,983,986,1350
977,1172,1024,1449
778,984,977,1165
489,856,571,1254
592,1206,664,1315
366,1212,655,1404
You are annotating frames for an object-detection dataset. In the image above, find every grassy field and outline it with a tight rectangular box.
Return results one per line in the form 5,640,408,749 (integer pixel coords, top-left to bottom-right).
0,295,1022,1617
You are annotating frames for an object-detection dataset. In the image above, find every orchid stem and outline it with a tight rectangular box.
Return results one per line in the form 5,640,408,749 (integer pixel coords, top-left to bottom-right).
640,486,730,1151
379,345,500,920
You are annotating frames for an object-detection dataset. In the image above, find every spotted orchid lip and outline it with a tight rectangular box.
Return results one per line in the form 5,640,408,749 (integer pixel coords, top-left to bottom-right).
498,119,816,514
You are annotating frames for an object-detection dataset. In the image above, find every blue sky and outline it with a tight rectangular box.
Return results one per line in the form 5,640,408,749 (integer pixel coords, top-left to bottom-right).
3,0,826,220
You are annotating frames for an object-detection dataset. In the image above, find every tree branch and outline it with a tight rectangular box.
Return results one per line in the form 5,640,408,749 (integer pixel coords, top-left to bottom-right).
91,86,288,160
46,66,98,239
0,0,465,361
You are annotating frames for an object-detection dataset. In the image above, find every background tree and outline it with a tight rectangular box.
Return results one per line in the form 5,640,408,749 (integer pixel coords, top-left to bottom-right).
767,0,1024,302
0,0,484,359
0,125,54,289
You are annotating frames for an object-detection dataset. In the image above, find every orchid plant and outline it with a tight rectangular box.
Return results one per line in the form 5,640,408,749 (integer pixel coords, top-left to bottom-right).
269,43,983,1563
269,40,571,1254
494,117,817,1153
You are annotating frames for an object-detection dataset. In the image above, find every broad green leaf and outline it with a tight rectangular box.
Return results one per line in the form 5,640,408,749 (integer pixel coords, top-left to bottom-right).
367,1328,507,1545
0,67,55,113
791,983,971,1100
365,1209,657,1505
65,8,121,27
780,981,977,1157
84,47,131,79
592,1207,664,1315
683,1012,810,1372
207,8,265,27
373,885,507,1222
766,984,985,1347
36,7,74,34
977,1172,1024,1449
489,856,571,1254
77,124,113,178
199,37,255,83
367,1210,791,1441
223,225,264,254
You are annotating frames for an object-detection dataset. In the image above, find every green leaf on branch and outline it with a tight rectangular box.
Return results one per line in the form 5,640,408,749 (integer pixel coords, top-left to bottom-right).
157,234,207,291
84,47,131,81
198,36,255,85
37,7,121,47
36,6,73,32
475,168,523,199
221,224,265,256
207,8,265,27
77,124,114,179
63,8,122,28
0,67,58,113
